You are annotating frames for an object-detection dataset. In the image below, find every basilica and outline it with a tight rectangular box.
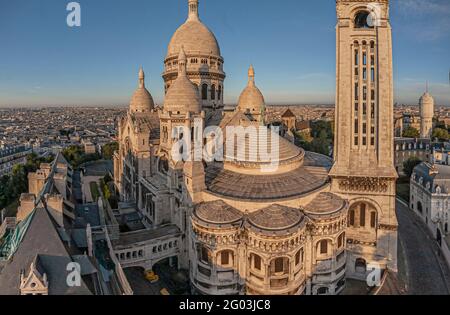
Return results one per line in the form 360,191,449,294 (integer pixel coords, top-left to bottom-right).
113,0,398,295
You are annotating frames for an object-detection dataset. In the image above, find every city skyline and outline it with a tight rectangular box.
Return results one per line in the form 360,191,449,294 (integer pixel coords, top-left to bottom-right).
1,0,450,298
0,0,450,107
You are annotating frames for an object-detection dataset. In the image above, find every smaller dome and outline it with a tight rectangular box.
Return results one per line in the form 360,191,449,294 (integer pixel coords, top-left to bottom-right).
248,204,303,231
130,68,154,113
237,66,265,114
303,193,347,216
164,46,202,113
195,200,243,225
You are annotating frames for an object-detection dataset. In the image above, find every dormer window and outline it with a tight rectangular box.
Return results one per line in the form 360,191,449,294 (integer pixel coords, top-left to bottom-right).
436,186,442,194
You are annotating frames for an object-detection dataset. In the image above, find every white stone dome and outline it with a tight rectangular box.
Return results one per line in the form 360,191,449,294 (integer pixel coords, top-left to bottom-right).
164,47,201,113
166,0,220,58
130,68,154,113
167,21,220,58
238,66,265,114
248,204,304,232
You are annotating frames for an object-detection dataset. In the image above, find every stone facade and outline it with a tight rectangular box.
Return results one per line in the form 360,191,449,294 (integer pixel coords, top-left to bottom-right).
394,138,431,175
410,163,450,266
330,0,398,276
162,0,225,111
113,0,398,295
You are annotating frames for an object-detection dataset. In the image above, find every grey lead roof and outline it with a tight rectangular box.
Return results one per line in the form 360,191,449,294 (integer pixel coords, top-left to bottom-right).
0,207,92,295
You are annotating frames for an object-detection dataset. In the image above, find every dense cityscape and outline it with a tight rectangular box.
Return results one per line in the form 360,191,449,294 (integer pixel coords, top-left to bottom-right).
0,0,450,304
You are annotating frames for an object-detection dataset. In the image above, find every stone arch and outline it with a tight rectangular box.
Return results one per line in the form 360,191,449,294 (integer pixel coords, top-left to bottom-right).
201,83,208,100
349,201,379,230
417,201,423,214
157,155,169,175
216,249,235,268
355,258,367,274
315,238,334,258
269,256,290,275
349,198,382,223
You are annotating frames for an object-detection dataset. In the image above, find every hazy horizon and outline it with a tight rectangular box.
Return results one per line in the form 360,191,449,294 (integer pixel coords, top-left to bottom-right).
1,0,450,107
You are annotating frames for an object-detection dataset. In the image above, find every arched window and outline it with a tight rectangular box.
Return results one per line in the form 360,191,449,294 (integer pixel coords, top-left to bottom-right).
417,201,423,214
202,84,208,100
211,84,216,100
338,233,345,248
360,204,366,227
349,209,355,227
354,11,374,29
370,211,377,228
319,240,329,255
158,157,169,174
199,246,211,265
270,257,289,275
218,250,233,268
295,248,304,266
355,258,367,274
251,253,262,271
218,85,222,100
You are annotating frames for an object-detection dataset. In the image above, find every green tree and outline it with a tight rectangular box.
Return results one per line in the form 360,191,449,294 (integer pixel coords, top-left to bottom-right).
102,142,119,160
432,128,450,141
402,126,420,138
63,145,100,168
310,130,331,156
403,157,422,178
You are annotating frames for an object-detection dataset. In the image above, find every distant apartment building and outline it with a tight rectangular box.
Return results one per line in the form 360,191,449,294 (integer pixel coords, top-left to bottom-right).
394,138,431,175
84,141,96,155
0,144,32,177
410,163,450,268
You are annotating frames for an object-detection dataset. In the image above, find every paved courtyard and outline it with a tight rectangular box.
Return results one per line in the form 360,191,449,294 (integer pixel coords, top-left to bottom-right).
124,262,190,295
396,199,450,295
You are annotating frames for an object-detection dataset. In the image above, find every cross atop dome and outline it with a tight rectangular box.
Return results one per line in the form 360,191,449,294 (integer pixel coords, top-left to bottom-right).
188,0,200,21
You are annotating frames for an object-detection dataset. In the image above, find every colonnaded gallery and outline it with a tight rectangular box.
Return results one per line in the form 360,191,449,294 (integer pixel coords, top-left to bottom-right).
113,0,398,295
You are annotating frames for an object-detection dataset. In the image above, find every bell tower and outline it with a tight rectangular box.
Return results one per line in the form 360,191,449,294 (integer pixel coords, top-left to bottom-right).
331,0,398,276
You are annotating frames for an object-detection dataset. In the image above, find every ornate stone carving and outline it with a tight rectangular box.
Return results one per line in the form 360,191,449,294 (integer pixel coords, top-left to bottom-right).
338,177,390,193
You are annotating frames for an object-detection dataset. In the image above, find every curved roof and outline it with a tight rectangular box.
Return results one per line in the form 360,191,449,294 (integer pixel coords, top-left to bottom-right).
164,47,202,113
237,66,265,114
248,204,303,231
166,1,220,58
303,192,347,216
224,128,304,167
130,68,154,113
205,152,331,201
195,200,243,225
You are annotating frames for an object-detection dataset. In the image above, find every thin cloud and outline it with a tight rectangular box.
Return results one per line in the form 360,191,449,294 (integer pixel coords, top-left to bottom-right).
396,0,450,41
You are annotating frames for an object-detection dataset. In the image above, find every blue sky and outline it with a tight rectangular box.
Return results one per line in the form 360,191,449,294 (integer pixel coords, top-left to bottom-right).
0,0,449,107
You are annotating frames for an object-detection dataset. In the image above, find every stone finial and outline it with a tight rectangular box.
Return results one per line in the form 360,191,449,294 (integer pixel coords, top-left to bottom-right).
178,46,187,76
138,66,145,88
248,65,255,85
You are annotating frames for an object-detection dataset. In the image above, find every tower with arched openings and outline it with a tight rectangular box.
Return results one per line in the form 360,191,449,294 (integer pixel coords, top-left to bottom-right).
330,0,398,279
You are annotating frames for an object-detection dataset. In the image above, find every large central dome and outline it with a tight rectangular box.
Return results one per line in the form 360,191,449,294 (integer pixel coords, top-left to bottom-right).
167,20,221,58
166,0,221,58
